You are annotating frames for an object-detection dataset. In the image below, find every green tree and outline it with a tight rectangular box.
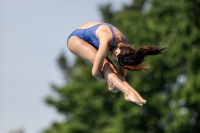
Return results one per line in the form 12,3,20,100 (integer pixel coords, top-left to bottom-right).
43,0,200,133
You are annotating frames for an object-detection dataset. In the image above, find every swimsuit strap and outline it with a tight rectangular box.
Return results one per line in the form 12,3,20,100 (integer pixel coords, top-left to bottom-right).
88,23,116,47
104,23,116,47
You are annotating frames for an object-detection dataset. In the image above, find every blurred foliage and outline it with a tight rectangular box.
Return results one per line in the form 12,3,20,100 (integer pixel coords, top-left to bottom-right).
43,0,200,133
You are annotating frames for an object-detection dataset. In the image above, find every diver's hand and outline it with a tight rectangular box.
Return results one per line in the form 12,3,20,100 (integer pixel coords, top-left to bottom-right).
107,79,119,93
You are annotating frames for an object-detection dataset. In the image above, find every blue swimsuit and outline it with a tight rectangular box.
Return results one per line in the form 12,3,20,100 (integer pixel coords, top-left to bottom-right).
67,23,127,50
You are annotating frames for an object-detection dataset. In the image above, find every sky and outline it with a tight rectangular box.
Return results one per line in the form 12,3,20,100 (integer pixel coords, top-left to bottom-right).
0,0,132,133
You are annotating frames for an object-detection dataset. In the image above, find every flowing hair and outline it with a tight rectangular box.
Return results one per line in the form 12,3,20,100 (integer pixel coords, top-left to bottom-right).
117,44,166,71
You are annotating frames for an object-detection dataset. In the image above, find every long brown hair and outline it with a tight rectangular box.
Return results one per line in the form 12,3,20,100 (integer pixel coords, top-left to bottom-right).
117,44,166,71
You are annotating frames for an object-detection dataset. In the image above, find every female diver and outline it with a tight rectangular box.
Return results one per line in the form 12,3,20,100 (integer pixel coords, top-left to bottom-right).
67,21,166,106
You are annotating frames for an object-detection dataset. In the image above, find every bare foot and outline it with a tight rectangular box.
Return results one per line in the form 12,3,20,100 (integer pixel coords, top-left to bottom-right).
124,89,144,106
132,89,147,104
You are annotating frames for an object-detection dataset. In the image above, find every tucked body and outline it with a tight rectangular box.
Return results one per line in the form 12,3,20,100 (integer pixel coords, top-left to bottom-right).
67,21,166,106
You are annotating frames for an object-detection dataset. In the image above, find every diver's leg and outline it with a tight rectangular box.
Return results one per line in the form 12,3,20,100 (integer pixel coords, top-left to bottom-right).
101,60,146,105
